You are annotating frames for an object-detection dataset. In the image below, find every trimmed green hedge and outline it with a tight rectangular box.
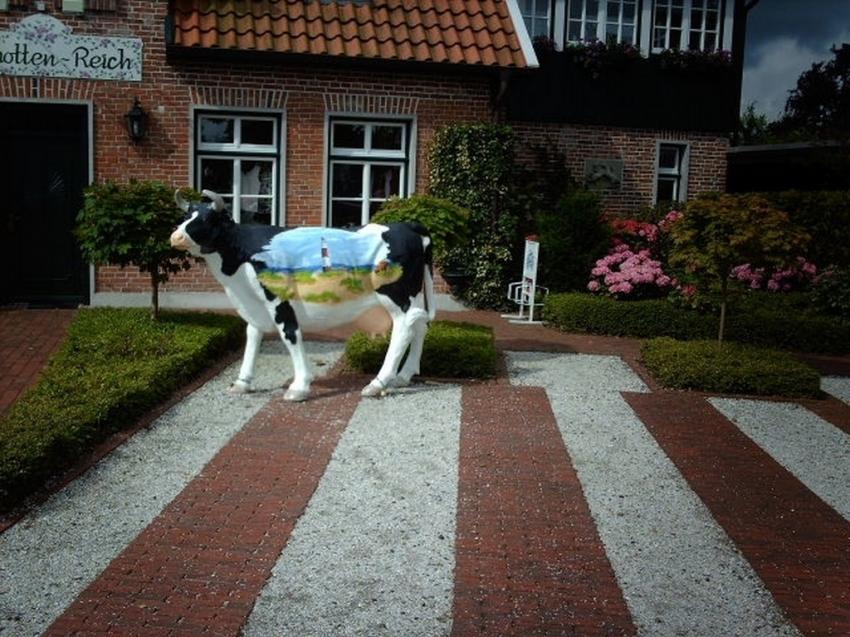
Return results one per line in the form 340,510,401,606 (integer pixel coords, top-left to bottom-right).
543,293,850,353
641,338,822,398
0,308,243,511
345,320,498,379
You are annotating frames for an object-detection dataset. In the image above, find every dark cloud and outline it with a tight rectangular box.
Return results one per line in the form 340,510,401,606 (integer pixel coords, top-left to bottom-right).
742,0,850,119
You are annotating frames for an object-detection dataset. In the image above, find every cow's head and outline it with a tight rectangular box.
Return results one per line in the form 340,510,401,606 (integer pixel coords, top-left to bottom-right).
170,190,234,255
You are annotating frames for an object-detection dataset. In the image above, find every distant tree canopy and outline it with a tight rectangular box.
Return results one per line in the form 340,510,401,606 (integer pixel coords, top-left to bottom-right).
772,43,850,141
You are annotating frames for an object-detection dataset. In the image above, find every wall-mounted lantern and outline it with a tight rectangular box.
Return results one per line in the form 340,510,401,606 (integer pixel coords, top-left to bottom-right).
124,97,149,143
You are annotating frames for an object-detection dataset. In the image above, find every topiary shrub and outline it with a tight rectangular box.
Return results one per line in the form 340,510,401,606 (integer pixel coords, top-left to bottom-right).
810,267,850,319
371,194,470,266
641,338,822,398
0,308,243,511
345,320,497,379
76,181,201,319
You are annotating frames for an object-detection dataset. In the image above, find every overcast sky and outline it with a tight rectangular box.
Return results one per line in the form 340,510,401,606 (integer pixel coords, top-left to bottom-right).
742,0,850,120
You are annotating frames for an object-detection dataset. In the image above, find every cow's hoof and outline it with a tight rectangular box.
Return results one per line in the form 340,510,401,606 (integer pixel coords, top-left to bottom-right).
229,380,252,394
284,388,310,402
361,380,386,398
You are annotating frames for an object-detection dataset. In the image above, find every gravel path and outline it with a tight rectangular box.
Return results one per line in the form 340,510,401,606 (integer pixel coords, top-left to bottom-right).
710,398,850,522
507,351,801,637
0,342,342,637
822,376,850,406
243,384,460,637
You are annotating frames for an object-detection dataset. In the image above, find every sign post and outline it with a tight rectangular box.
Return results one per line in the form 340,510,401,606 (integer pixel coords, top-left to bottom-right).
501,237,545,325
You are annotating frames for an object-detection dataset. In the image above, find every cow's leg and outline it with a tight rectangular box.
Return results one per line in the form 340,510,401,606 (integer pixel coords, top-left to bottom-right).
273,301,313,402
230,323,263,393
362,305,418,397
392,308,429,388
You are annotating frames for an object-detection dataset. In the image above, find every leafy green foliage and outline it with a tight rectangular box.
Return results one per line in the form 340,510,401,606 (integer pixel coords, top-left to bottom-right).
372,194,470,266
428,124,518,309
537,188,611,292
345,320,497,379
76,181,200,318
811,267,850,319
669,193,810,341
543,292,850,353
0,308,243,511
762,190,850,269
641,338,821,398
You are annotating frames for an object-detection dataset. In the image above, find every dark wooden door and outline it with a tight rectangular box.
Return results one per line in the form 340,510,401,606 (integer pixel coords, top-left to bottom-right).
0,103,90,306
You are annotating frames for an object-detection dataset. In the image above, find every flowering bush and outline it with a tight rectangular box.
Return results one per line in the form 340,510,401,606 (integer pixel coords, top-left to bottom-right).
565,41,641,76
730,257,817,292
588,244,673,299
653,48,733,72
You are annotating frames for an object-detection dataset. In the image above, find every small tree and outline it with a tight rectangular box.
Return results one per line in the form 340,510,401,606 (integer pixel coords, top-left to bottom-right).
669,193,809,343
76,181,198,319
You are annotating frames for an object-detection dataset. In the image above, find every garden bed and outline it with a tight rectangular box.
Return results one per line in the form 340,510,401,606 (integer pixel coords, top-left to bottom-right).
641,338,822,398
0,308,243,512
345,320,498,379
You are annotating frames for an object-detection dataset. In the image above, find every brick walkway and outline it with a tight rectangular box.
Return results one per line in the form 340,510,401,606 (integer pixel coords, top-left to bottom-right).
2,307,850,636
0,308,76,415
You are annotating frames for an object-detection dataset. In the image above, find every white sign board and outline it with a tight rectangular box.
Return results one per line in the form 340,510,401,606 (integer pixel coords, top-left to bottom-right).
0,14,142,82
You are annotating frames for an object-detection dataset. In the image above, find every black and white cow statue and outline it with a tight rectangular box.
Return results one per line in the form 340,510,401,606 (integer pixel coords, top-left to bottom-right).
170,190,434,401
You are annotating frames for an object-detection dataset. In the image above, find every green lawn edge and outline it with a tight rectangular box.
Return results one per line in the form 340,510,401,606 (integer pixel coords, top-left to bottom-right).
0,308,244,512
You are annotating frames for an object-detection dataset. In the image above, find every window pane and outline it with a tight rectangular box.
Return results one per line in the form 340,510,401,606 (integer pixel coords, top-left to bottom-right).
331,163,364,198
607,1,621,20
241,160,273,196
568,20,583,40
241,198,272,226
654,6,668,26
657,178,677,203
372,125,403,151
622,25,635,43
369,201,385,219
605,22,619,44
331,201,363,228
704,31,717,51
587,0,598,14
370,165,401,199
689,30,702,50
200,158,234,194
242,119,275,146
705,10,718,31
690,7,703,29
200,118,234,144
670,7,683,27
623,2,635,22
569,0,583,18
659,145,680,170
333,123,366,149
669,28,681,48
586,20,598,39
654,28,666,48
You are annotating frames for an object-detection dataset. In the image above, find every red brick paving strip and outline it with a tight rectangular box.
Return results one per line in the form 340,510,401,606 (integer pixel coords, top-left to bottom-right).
0,309,76,415
799,395,850,436
453,384,636,637
624,392,850,637
44,375,363,637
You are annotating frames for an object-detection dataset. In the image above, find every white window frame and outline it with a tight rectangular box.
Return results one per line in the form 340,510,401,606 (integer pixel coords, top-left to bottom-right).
651,0,723,53
654,141,690,203
192,108,285,226
324,116,415,228
566,0,639,45
517,0,553,40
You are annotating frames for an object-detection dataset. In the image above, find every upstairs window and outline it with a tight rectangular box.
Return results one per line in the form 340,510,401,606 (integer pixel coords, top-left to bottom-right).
655,142,689,203
568,0,638,45
653,0,721,52
518,0,551,39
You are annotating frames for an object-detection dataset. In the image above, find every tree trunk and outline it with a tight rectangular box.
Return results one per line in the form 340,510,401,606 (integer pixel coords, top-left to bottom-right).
718,276,728,344
150,267,159,321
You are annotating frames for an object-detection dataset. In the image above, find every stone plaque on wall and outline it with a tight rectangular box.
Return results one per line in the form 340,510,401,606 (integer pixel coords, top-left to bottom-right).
0,14,142,81
584,158,624,190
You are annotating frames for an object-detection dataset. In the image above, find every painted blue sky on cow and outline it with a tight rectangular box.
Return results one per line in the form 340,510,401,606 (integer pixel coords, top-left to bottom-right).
252,227,390,274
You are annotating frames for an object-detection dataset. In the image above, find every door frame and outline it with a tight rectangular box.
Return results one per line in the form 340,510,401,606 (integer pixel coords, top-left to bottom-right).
0,98,94,305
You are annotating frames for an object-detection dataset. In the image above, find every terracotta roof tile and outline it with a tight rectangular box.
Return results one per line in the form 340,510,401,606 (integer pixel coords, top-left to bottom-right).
171,0,533,68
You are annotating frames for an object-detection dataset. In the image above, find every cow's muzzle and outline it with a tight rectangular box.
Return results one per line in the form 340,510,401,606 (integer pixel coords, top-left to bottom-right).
170,229,191,251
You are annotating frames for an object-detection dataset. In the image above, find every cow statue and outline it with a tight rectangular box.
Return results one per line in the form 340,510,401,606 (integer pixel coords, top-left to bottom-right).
170,190,434,401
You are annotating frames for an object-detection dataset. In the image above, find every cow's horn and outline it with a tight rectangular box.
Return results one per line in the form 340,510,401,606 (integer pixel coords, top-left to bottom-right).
174,189,190,212
202,189,226,213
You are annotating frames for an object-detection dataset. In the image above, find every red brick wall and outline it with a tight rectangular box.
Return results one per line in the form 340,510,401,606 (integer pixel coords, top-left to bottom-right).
1,3,729,298
510,122,729,215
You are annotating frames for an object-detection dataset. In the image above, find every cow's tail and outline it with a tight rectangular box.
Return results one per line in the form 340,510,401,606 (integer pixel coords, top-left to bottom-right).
409,222,436,321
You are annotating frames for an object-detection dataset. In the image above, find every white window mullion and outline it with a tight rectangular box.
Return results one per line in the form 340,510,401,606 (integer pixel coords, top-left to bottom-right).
361,163,371,225
232,160,241,223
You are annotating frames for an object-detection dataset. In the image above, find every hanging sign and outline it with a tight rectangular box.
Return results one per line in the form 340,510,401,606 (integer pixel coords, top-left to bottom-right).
0,14,142,82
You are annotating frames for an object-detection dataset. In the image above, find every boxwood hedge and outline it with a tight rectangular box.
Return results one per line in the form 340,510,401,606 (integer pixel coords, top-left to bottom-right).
345,320,498,379
641,338,822,398
0,308,243,512
544,293,850,353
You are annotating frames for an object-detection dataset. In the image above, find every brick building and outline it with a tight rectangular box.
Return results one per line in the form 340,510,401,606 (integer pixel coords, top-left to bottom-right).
0,0,747,308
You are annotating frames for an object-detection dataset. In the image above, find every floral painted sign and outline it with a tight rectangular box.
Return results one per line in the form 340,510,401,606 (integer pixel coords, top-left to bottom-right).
0,14,142,81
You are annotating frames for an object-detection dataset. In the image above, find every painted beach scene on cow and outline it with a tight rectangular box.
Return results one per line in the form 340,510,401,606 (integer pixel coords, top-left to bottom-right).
170,189,434,402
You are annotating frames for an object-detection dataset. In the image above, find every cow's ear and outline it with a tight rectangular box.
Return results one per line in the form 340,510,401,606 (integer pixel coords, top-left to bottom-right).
175,189,190,213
